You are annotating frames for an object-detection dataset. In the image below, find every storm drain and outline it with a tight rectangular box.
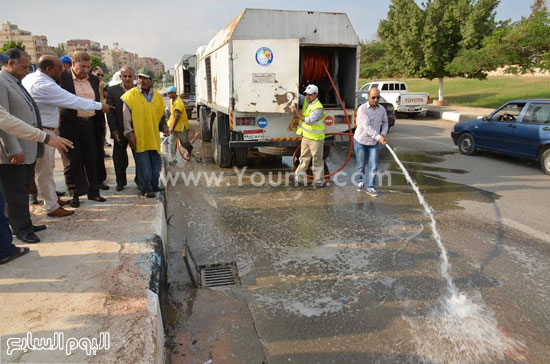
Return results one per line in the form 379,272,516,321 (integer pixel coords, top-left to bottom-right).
183,244,239,288
200,262,238,288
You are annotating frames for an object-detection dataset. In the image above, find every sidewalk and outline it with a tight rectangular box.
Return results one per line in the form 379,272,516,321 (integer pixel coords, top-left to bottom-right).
0,145,167,363
427,104,495,122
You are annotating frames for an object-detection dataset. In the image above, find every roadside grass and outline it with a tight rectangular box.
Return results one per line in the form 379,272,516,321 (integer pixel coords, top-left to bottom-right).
360,77,550,109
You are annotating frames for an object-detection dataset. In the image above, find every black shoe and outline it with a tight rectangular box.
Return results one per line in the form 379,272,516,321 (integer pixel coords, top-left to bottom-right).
70,196,80,208
116,185,124,191
145,192,156,198
56,191,67,197
30,196,41,205
152,186,165,192
100,183,110,190
88,195,106,202
16,232,40,244
32,224,47,232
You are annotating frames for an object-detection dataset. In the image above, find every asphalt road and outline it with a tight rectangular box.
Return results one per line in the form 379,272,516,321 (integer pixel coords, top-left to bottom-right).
165,117,550,364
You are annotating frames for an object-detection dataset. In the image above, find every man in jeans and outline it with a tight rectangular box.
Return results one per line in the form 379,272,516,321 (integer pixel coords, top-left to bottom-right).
354,86,388,197
122,68,169,198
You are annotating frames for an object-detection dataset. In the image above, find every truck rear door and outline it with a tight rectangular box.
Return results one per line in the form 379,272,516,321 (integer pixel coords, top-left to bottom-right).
232,39,299,113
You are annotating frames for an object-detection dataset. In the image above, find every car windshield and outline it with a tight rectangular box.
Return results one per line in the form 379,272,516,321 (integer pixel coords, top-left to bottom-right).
490,103,526,122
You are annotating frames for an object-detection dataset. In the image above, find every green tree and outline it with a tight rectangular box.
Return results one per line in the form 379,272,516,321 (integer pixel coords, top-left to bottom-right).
50,44,66,58
1,41,25,52
450,6,550,76
531,0,548,15
90,55,107,73
378,0,499,102
378,0,425,78
359,41,396,79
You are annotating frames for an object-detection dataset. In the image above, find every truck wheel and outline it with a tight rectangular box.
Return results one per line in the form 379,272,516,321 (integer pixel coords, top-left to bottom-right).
232,133,248,168
212,113,232,168
199,107,211,141
541,148,550,175
458,133,476,156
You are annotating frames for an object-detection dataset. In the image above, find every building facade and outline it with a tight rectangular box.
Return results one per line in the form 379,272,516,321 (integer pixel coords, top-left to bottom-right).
135,57,165,76
66,39,102,58
101,47,139,73
0,22,50,63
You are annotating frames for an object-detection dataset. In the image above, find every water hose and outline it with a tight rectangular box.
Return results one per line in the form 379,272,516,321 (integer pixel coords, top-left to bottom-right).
176,130,201,161
293,62,354,180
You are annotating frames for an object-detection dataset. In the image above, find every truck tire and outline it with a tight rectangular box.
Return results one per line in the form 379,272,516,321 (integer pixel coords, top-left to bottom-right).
232,133,248,168
199,106,211,142
541,148,550,175
212,113,232,168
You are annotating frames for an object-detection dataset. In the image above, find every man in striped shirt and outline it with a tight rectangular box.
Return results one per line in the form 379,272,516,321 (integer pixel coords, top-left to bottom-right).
353,87,388,197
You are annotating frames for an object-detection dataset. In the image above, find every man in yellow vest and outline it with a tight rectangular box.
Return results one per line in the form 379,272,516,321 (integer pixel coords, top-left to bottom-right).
166,86,193,165
122,68,169,198
290,84,326,187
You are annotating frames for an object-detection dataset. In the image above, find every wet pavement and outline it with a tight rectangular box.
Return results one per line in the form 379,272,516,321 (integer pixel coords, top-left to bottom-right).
164,118,550,364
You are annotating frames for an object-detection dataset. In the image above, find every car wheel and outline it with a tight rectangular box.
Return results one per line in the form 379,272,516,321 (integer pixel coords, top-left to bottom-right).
541,148,550,175
458,133,476,155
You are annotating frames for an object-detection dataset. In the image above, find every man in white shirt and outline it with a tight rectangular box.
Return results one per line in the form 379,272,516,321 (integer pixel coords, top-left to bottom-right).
23,55,112,217
353,87,388,197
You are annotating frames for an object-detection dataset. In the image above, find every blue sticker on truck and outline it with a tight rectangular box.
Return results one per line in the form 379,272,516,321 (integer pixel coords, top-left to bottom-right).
256,47,273,66
257,117,268,128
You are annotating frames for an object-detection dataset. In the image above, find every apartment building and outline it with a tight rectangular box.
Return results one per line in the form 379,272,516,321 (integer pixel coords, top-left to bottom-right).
0,22,50,63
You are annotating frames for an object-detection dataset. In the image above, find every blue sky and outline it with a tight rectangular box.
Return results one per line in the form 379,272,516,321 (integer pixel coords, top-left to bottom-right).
2,0,537,69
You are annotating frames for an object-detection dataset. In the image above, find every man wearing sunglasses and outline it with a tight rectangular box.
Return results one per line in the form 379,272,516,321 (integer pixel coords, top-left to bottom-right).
354,87,388,197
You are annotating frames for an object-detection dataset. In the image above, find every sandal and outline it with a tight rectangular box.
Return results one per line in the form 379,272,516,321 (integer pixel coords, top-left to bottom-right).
0,247,30,265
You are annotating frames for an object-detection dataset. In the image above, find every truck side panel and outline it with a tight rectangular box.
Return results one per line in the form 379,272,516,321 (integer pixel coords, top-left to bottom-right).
210,44,231,111
232,39,299,113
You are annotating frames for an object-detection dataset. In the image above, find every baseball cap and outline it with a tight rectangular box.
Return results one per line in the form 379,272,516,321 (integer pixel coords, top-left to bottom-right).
0,53,9,62
166,86,177,94
304,84,319,95
137,68,153,79
59,56,72,64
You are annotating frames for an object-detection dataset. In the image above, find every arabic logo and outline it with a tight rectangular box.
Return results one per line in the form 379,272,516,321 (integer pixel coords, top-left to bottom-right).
256,47,273,66
5,332,110,356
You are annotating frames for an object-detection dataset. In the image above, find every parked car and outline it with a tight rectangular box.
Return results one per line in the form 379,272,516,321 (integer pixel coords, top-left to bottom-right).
357,94,396,130
451,100,550,174
359,81,429,117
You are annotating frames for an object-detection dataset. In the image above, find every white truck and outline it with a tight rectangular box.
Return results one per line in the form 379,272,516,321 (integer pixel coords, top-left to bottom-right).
359,81,430,117
195,8,360,167
174,54,196,117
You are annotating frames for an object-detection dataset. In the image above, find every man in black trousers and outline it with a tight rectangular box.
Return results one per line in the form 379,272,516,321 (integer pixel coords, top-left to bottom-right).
0,49,46,243
106,65,136,191
58,51,111,207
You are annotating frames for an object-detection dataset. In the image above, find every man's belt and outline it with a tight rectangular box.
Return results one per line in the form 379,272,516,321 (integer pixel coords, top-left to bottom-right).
43,126,55,131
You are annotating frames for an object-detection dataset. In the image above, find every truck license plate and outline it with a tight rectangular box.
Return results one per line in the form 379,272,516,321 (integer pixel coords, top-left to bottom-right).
243,130,264,140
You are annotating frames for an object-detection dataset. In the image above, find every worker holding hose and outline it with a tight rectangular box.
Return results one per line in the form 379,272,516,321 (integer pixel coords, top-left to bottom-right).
354,87,388,197
166,86,193,165
290,84,326,188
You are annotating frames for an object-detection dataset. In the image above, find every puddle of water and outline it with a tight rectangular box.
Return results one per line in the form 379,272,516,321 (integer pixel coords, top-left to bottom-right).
386,144,526,364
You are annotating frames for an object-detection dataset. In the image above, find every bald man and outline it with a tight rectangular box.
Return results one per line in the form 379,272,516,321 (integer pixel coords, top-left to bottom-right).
23,55,112,217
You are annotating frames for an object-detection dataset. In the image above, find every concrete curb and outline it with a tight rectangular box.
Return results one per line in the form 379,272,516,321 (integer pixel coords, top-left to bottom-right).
426,109,480,123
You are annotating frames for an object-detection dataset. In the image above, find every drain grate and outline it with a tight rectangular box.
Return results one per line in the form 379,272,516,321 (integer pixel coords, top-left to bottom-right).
183,245,239,288
200,262,239,288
